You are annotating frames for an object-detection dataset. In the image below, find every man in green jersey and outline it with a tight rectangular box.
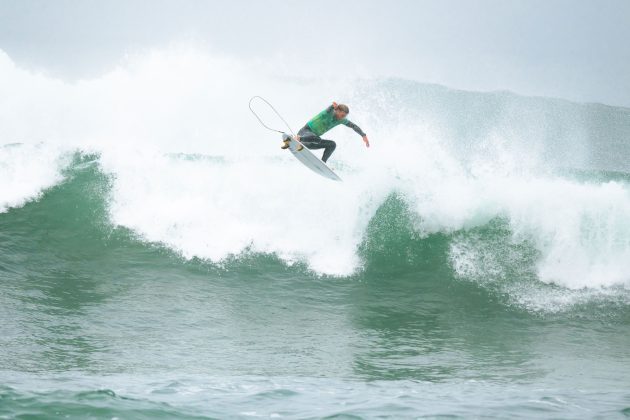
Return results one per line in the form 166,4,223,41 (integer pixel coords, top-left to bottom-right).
282,102,370,162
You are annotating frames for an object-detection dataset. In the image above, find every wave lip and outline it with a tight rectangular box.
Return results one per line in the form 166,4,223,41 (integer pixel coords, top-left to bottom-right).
1,46,630,304
0,143,67,213
443,175,630,290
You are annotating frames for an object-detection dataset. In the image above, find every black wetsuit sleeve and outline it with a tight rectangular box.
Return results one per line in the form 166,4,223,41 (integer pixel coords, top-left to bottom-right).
344,120,366,137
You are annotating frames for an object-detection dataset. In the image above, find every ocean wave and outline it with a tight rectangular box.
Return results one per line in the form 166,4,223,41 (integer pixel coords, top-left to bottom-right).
2,46,630,311
0,143,69,213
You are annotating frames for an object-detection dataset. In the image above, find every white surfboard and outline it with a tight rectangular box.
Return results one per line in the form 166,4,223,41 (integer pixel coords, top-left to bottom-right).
282,134,342,181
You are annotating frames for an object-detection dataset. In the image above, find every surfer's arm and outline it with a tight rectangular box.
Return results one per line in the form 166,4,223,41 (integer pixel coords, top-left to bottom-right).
344,121,369,148
344,121,365,136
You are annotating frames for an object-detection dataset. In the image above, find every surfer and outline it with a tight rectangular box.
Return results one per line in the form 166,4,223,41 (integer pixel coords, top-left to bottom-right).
282,102,370,162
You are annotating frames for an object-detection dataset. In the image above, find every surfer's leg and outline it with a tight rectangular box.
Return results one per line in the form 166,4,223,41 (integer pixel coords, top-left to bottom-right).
300,137,329,160
300,137,321,146
299,136,323,150
300,137,335,162
302,141,322,156
320,140,337,162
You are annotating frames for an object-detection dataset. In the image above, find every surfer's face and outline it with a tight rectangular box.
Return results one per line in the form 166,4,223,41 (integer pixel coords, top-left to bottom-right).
334,109,348,119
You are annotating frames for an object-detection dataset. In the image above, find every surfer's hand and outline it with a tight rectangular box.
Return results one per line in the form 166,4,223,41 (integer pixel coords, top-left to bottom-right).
363,136,370,148
332,102,338,109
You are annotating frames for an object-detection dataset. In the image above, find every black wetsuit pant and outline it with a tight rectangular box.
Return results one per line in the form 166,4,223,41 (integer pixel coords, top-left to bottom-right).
297,126,336,163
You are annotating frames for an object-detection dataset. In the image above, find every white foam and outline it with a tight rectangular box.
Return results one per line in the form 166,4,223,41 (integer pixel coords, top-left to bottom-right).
100,149,390,276
432,174,630,289
0,143,67,213
1,46,630,293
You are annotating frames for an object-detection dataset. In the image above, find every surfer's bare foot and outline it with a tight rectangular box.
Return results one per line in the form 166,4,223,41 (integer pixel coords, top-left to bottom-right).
296,144,304,151
281,140,290,149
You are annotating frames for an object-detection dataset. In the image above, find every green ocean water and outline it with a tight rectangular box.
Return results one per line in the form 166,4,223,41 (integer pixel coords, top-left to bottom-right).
2,51,630,418
1,155,630,419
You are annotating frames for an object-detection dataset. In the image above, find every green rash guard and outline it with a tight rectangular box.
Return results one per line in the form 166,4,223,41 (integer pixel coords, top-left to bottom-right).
306,105,366,137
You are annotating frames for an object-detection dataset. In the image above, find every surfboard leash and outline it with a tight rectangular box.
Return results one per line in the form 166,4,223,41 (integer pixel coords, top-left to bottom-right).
248,96,297,138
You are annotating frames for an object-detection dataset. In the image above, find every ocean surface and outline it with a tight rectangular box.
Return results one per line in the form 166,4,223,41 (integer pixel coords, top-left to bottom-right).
2,49,630,418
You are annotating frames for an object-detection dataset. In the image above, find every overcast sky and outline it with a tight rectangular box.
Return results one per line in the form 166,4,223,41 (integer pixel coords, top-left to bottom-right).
1,0,629,107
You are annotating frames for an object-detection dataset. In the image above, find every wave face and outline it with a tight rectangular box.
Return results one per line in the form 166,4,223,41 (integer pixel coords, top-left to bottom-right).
2,47,630,307
3,46,630,418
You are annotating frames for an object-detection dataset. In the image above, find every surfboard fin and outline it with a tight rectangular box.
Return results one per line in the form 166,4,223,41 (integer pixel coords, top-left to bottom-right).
281,139,290,149
297,144,304,151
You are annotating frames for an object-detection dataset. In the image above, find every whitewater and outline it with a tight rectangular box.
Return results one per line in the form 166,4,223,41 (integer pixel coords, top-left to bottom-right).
2,46,630,418
2,47,629,294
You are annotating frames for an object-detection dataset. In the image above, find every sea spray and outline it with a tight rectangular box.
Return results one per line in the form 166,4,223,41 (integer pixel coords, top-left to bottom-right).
1,46,630,294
